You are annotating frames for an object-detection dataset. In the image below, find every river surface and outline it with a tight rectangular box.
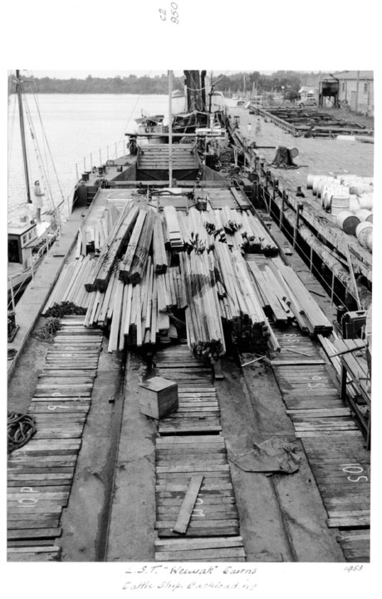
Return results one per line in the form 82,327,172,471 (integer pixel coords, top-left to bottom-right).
7,94,186,222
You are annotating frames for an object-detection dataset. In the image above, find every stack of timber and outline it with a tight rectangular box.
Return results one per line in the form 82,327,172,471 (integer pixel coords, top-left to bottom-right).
179,251,226,360
44,203,282,355
75,202,121,258
153,213,168,273
163,205,183,249
120,209,156,284
214,245,278,352
86,200,140,291
42,256,95,314
203,208,278,255
245,255,333,336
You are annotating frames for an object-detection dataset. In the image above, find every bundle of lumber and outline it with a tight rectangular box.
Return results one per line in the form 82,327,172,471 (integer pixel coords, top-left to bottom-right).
214,244,278,352
42,255,95,314
163,205,183,249
85,200,140,291
83,261,189,351
201,209,278,255
179,251,226,360
272,257,332,336
42,202,285,356
246,258,290,326
247,256,332,336
119,208,156,284
153,213,168,273
76,202,121,258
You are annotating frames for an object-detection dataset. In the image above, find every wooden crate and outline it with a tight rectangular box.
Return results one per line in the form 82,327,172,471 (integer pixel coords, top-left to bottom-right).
139,377,178,420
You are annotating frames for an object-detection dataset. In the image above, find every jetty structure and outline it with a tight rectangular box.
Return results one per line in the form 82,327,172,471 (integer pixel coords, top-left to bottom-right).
7,70,372,563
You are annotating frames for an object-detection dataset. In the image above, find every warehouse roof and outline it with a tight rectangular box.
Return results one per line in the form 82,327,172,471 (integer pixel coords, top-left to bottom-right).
331,71,374,81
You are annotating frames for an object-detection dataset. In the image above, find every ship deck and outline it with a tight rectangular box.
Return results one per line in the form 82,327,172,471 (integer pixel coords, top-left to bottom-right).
8,181,370,564
8,127,371,564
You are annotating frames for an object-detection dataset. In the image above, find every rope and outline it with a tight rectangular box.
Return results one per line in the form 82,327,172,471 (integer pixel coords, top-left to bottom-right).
30,81,66,209
33,317,62,341
8,411,36,454
7,92,17,167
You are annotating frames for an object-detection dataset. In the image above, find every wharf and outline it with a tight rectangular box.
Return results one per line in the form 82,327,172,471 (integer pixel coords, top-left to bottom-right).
228,106,373,285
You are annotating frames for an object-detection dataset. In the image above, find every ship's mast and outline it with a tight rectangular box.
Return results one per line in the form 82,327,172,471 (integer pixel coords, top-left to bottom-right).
15,70,32,204
168,69,173,186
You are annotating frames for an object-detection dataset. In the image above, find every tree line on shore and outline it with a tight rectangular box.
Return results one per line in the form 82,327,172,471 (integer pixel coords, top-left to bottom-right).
9,71,323,95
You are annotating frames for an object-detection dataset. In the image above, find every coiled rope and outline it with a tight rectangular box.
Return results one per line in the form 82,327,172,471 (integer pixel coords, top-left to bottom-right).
8,411,36,454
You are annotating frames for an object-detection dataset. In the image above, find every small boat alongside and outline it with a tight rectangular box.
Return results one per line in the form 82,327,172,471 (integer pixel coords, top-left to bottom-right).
7,70,62,308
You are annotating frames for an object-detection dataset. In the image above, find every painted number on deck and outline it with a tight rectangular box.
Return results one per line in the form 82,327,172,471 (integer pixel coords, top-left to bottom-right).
341,463,368,483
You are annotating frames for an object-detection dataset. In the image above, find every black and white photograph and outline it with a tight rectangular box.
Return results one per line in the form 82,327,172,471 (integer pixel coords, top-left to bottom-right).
3,1,380,596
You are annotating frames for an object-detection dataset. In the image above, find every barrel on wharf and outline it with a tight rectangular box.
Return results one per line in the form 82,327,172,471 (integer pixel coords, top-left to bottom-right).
355,209,373,223
330,193,350,215
359,193,373,210
356,221,373,248
336,210,360,235
349,195,361,214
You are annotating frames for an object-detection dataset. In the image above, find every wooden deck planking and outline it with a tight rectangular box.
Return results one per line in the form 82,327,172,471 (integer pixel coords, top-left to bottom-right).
7,317,103,560
154,344,245,559
268,322,370,561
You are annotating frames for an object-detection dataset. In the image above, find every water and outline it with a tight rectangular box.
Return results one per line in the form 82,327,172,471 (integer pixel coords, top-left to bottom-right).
7,94,185,222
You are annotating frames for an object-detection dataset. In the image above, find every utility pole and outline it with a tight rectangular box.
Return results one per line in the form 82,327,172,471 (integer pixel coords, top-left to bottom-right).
16,70,32,204
355,71,360,114
168,70,173,186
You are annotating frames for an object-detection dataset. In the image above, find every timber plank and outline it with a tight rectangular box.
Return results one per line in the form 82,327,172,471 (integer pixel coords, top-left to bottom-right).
7,505,63,514
327,516,370,527
156,485,233,493
7,540,57,547
155,536,243,549
173,475,204,534
156,518,239,529
158,508,238,519
286,408,351,416
157,456,226,465
7,528,62,540
296,430,362,438
7,519,60,529
156,464,229,474
28,403,89,413
8,466,75,475
157,473,231,481
156,435,224,444
37,377,95,385
31,396,91,402
283,400,345,410
176,387,216,393
156,443,225,452
157,497,235,506
158,527,239,538
33,431,83,439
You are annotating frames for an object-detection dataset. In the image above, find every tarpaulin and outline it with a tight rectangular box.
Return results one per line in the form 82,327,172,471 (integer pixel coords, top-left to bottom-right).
229,436,301,475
